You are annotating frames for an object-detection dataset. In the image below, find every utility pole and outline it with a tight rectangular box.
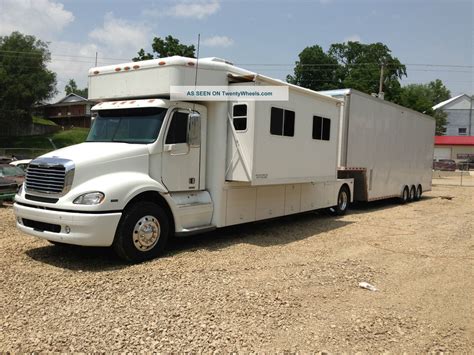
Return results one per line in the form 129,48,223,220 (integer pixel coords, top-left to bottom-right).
469,94,473,136
95,52,98,67
378,63,384,99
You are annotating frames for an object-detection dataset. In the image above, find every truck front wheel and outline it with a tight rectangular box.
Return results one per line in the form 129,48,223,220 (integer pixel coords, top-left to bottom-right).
113,201,170,263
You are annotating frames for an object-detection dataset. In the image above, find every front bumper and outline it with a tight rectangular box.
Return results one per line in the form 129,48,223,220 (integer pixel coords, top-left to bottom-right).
13,203,122,247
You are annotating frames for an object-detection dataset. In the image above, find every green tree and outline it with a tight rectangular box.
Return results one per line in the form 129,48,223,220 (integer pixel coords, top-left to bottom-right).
286,45,341,91
397,79,451,135
287,41,407,101
0,31,57,134
133,35,195,61
65,79,88,98
328,42,406,101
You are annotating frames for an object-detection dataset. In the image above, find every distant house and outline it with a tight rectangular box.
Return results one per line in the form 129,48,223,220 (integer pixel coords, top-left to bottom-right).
434,136,474,160
43,93,96,128
433,94,473,136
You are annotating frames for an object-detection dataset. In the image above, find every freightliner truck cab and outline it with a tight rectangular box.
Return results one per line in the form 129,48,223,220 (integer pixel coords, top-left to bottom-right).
14,99,212,262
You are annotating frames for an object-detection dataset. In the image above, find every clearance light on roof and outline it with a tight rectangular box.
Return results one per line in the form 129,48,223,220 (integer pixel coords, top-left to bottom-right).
187,61,195,66
133,65,140,69
93,70,100,75
115,67,122,72
124,66,130,71
158,61,166,66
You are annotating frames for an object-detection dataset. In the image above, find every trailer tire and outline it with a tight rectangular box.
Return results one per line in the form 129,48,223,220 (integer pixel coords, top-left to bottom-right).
113,201,170,263
400,186,409,204
409,185,416,202
414,185,422,201
327,185,350,216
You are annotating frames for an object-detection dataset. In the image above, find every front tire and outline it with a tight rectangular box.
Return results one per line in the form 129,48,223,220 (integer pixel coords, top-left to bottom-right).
113,201,170,263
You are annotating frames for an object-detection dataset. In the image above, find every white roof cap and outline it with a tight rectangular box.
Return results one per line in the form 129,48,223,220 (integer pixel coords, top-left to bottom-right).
432,94,465,110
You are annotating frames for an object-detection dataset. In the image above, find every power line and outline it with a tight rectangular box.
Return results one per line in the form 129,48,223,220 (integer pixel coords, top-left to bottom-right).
0,49,473,69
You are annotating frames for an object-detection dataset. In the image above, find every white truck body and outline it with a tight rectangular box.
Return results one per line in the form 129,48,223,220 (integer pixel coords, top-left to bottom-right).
13,56,432,261
320,89,435,201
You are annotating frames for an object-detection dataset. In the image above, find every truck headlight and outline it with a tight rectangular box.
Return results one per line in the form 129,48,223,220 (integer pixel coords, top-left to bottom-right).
73,192,105,205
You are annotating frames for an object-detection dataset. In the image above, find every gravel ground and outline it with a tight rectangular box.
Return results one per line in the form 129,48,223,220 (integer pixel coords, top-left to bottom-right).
0,185,473,352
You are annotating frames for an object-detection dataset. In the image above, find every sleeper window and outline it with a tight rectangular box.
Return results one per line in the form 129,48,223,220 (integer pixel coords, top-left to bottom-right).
233,104,247,131
312,116,331,141
166,112,188,144
270,107,295,137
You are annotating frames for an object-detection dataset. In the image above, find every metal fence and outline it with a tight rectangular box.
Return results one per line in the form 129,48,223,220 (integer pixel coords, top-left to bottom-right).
432,169,474,187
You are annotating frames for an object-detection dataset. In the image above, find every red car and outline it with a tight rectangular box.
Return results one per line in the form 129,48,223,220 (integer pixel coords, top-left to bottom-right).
0,164,25,186
433,159,457,171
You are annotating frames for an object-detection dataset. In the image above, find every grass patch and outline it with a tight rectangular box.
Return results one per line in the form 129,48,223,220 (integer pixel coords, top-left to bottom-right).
32,116,57,126
0,128,90,153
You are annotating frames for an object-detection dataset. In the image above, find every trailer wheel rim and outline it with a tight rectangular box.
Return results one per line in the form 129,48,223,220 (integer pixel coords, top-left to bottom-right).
403,188,408,201
339,190,348,211
133,215,160,252
410,187,415,200
416,186,422,199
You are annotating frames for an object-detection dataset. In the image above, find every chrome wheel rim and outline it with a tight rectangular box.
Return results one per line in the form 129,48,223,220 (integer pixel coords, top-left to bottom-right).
403,188,408,201
339,190,348,211
410,188,415,200
133,215,160,252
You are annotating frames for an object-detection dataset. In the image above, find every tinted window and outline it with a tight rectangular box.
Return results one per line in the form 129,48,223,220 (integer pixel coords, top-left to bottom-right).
312,116,322,140
270,107,283,135
322,117,331,140
233,104,247,131
312,116,331,141
166,112,188,144
87,107,167,144
233,104,247,117
284,110,295,137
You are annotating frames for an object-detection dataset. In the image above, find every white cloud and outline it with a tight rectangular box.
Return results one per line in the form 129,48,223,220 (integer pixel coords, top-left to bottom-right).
48,13,150,102
344,34,362,43
0,0,74,39
202,35,234,48
165,0,220,19
47,41,99,101
88,13,150,56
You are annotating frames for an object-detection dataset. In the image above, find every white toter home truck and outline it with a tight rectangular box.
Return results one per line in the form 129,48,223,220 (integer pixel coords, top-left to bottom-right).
13,56,435,262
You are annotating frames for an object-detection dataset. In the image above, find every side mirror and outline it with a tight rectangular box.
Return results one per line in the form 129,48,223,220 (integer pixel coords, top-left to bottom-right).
187,111,201,147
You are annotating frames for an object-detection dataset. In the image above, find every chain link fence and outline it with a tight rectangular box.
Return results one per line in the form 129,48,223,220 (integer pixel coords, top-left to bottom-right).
432,168,474,187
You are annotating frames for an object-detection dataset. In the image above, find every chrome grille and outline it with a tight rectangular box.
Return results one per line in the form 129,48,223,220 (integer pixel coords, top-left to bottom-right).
25,157,75,196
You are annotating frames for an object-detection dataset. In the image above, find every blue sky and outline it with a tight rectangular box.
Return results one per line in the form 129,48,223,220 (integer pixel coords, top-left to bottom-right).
1,0,472,101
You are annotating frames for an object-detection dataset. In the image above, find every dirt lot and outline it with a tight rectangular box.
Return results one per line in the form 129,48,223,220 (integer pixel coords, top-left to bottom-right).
0,185,473,352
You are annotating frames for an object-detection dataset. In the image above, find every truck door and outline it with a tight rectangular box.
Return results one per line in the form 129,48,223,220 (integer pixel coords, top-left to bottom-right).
161,109,201,191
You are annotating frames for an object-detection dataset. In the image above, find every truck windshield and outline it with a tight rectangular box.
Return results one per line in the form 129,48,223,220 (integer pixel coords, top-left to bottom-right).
86,107,167,144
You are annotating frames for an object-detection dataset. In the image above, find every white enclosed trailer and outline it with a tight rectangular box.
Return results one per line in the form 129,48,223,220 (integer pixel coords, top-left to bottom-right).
320,89,435,202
